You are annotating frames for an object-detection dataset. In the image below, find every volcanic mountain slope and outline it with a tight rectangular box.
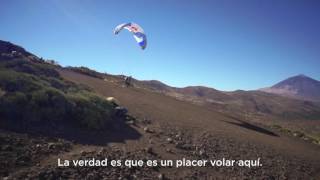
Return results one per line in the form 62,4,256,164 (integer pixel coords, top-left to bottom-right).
59,68,320,179
1,40,320,179
260,74,320,102
62,66,320,122
134,77,320,122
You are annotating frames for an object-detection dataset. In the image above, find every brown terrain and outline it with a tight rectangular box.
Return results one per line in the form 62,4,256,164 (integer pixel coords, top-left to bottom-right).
55,68,320,179
1,40,320,179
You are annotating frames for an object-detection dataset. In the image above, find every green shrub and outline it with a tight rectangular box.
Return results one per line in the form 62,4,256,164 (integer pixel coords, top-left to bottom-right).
0,70,42,92
0,92,28,122
4,59,60,78
27,88,70,122
0,59,116,131
67,91,114,130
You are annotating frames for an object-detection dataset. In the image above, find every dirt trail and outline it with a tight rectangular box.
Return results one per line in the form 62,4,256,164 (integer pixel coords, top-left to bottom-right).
59,69,320,165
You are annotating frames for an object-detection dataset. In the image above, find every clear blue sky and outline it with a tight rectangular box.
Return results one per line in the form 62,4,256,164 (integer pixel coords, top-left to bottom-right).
1,0,319,91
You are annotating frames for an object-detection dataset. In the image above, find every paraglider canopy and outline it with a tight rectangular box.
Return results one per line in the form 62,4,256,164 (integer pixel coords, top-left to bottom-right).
114,22,147,50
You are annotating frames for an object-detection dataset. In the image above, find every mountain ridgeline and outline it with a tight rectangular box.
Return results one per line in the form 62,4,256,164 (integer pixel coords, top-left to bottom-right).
138,79,320,120
260,74,320,102
64,65,320,121
0,39,319,130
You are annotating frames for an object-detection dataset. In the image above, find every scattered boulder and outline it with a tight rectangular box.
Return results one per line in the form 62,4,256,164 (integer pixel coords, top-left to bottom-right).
48,143,55,150
98,148,106,156
141,118,152,124
158,173,164,180
144,127,154,133
145,146,153,154
125,120,135,125
106,97,119,106
293,131,304,138
80,150,87,156
199,150,206,156
166,138,173,143
115,106,128,117
166,148,172,153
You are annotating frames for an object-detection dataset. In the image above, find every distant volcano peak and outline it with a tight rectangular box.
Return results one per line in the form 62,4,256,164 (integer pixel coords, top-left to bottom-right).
297,74,307,77
260,74,320,102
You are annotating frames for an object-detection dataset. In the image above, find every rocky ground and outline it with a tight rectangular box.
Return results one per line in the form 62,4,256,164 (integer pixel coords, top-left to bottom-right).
1,114,319,179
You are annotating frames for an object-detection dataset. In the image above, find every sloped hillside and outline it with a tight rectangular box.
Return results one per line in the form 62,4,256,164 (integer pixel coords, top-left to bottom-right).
260,74,320,102
0,41,118,132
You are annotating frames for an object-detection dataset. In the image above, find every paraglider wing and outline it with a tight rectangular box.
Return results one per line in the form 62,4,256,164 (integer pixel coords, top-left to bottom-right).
113,23,130,35
114,23,147,50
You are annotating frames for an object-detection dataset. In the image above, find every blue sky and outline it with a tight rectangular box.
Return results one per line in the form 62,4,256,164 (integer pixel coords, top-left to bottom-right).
0,0,319,91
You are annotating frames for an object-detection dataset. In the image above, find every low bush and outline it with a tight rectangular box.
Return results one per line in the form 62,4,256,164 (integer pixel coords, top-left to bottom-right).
0,58,115,131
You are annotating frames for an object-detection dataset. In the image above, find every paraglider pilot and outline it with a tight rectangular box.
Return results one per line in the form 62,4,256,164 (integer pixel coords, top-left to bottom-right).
124,76,132,87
